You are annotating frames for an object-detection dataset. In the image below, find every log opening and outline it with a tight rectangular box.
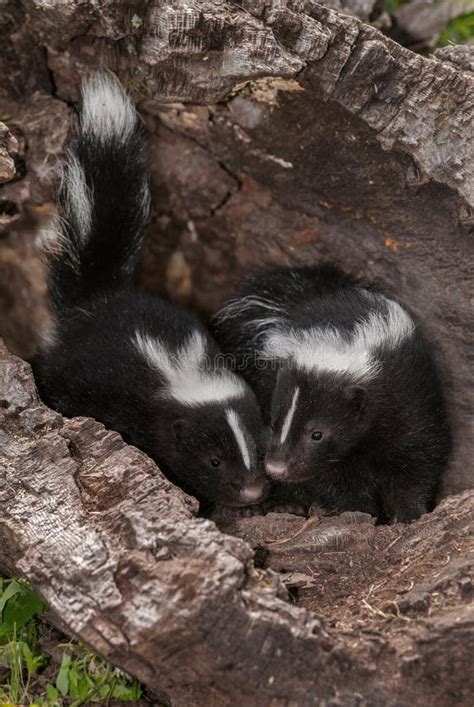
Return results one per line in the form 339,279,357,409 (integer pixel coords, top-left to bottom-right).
0,1,473,704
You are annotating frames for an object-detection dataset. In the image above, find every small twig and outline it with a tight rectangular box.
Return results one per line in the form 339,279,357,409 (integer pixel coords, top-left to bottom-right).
362,598,412,623
365,580,386,601
386,533,403,551
400,580,415,594
267,516,320,547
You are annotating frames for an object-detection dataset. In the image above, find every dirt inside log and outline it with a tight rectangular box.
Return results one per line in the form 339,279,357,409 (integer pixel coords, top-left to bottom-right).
0,1,473,705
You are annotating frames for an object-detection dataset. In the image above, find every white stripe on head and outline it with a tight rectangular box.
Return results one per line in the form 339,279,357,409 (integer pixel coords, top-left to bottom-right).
226,409,251,470
280,386,300,444
263,293,414,382
81,73,135,144
134,330,247,406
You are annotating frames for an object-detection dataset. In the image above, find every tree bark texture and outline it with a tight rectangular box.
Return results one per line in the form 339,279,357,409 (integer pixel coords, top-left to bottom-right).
0,3,473,704
1,342,473,706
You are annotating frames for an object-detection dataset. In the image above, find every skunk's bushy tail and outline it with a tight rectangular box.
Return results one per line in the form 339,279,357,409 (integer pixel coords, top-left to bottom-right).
41,72,150,311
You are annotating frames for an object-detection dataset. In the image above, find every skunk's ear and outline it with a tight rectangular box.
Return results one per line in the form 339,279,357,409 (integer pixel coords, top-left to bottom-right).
346,386,367,416
172,418,191,445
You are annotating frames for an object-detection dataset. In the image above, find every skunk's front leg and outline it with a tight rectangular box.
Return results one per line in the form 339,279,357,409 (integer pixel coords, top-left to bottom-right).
382,475,432,524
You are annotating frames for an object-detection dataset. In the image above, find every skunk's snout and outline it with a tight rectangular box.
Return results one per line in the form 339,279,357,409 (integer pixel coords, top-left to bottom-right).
265,461,288,480
240,479,268,505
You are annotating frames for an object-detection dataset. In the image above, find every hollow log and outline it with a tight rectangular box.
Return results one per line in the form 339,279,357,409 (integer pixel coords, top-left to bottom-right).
1,341,473,706
0,2,473,704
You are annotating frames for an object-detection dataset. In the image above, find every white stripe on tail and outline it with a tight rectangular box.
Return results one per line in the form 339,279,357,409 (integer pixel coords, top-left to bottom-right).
81,73,136,143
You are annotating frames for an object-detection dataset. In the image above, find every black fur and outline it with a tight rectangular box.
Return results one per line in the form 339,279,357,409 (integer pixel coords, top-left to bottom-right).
48,98,148,309
33,74,267,508
213,266,451,522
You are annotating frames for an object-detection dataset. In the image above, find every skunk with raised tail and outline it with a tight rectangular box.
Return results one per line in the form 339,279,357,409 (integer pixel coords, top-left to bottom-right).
33,73,268,508
214,266,450,522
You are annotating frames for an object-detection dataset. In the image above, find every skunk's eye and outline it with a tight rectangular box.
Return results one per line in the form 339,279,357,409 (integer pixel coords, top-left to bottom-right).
210,458,221,468
311,431,323,442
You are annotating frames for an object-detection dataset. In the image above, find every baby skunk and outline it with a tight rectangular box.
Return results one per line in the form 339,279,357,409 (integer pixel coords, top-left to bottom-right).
33,73,268,508
214,266,451,522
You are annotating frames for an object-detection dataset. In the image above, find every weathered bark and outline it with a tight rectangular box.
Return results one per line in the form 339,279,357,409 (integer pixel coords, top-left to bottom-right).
1,341,473,706
0,122,18,185
433,43,474,72
0,4,473,703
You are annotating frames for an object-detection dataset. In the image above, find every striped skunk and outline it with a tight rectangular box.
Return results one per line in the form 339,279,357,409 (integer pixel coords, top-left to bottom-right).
214,267,451,522
32,73,268,508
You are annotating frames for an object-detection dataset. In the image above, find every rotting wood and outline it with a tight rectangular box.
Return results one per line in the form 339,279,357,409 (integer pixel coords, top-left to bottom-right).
1,341,473,705
0,4,473,703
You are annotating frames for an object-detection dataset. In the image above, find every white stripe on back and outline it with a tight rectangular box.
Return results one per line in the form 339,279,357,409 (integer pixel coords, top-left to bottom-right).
280,387,300,444
226,409,251,470
134,330,247,406
263,295,414,382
